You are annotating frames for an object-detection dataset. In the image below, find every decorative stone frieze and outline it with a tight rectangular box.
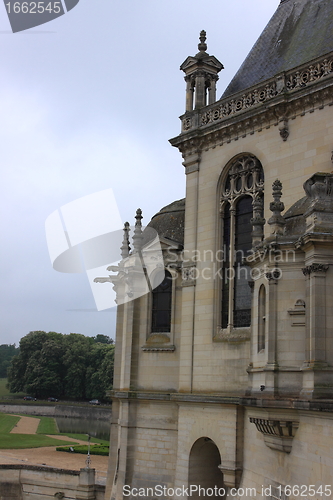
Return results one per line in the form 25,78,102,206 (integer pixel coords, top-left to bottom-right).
302,263,329,276
192,55,333,130
170,56,333,157
249,417,299,453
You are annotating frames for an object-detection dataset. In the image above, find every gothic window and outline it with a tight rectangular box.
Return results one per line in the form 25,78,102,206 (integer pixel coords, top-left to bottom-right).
151,270,172,333
220,154,264,330
258,284,266,351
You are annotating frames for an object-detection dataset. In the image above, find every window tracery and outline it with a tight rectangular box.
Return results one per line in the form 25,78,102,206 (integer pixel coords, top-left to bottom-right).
220,154,265,331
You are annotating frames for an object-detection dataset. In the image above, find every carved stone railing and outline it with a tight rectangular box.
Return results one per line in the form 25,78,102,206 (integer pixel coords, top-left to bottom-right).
181,54,333,133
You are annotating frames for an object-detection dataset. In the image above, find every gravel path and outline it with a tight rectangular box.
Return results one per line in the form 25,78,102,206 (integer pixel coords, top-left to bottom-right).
10,415,40,434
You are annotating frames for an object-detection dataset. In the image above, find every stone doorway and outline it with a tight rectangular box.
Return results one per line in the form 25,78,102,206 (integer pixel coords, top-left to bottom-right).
188,437,225,499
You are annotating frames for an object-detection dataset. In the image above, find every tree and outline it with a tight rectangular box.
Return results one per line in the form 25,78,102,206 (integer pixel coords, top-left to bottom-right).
93,334,114,344
0,344,19,378
7,331,114,400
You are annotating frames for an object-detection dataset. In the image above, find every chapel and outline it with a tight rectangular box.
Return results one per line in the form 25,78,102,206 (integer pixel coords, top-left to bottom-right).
104,0,333,498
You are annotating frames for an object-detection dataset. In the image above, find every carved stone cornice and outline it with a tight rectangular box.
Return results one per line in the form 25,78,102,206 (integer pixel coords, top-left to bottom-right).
170,53,333,157
249,417,299,453
302,263,329,276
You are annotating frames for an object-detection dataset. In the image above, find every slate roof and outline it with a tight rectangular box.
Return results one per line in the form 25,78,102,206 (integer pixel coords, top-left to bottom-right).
222,0,333,98
143,199,185,246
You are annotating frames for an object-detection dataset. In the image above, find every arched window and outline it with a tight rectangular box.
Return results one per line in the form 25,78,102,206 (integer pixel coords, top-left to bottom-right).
151,270,172,333
220,154,264,330
258,285,266,351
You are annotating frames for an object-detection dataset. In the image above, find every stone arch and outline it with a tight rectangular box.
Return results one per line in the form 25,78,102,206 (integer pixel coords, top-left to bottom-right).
188,437,226,499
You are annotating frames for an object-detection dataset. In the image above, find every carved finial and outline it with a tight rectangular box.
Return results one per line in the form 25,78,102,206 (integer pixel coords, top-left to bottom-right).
268,180,285,235
120,222,130,260
132,208,143,251
198,30,207,52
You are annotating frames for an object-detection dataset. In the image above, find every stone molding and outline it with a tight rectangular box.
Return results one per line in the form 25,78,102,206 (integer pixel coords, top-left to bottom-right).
170,53,333,156
141,345,175,352
249,417,299,453
302,263,329,276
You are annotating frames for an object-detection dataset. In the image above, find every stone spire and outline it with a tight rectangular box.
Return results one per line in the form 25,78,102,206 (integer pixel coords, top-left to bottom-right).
268,180,285,235
120,222,130,260
132,208,143,251
180,31,223,112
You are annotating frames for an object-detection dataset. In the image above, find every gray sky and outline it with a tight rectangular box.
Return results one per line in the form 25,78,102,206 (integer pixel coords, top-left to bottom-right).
0,0,278,345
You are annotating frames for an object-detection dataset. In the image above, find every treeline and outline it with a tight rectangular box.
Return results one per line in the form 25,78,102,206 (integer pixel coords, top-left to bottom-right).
0,344,20,378
7,331,114,401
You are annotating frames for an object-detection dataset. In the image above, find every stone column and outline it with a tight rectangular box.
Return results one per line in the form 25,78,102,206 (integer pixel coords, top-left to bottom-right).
179,153,200,392
264,270,279,395
228,206,236,329
208,77,216,105
194,71,206,108
185,76,194,112
302,263,329,366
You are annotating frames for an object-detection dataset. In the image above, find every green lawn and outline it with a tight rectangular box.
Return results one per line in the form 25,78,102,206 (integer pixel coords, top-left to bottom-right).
0,414,20,433
0,412,109,453
0,413,77,449
36,416,59,434
0,434,77,449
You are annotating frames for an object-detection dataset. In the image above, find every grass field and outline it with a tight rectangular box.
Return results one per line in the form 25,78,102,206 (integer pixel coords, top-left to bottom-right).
0,413,76,449
0,434,78,449
0,413,20,433
36,416,59,434
0,413,109,451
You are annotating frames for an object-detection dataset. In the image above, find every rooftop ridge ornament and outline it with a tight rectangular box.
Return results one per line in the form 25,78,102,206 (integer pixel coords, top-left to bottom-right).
198,30,207,53
268,179,286,235
120,222,131,260
132,208,143,251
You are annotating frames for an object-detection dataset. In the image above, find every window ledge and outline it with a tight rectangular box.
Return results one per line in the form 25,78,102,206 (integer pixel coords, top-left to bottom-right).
142,333,175,352
141,345,175,352
214,327,251,343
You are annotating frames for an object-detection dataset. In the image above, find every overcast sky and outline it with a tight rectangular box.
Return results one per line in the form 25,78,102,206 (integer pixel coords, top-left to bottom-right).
0,0,278,345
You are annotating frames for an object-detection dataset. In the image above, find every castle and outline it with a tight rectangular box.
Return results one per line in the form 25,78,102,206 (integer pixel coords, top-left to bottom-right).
105,0,333,498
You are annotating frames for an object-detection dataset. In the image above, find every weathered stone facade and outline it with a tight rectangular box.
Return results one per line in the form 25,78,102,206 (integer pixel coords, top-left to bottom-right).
105,1,333,498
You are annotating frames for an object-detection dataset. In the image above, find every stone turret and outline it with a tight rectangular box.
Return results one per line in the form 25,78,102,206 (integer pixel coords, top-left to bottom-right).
180,30,223,111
